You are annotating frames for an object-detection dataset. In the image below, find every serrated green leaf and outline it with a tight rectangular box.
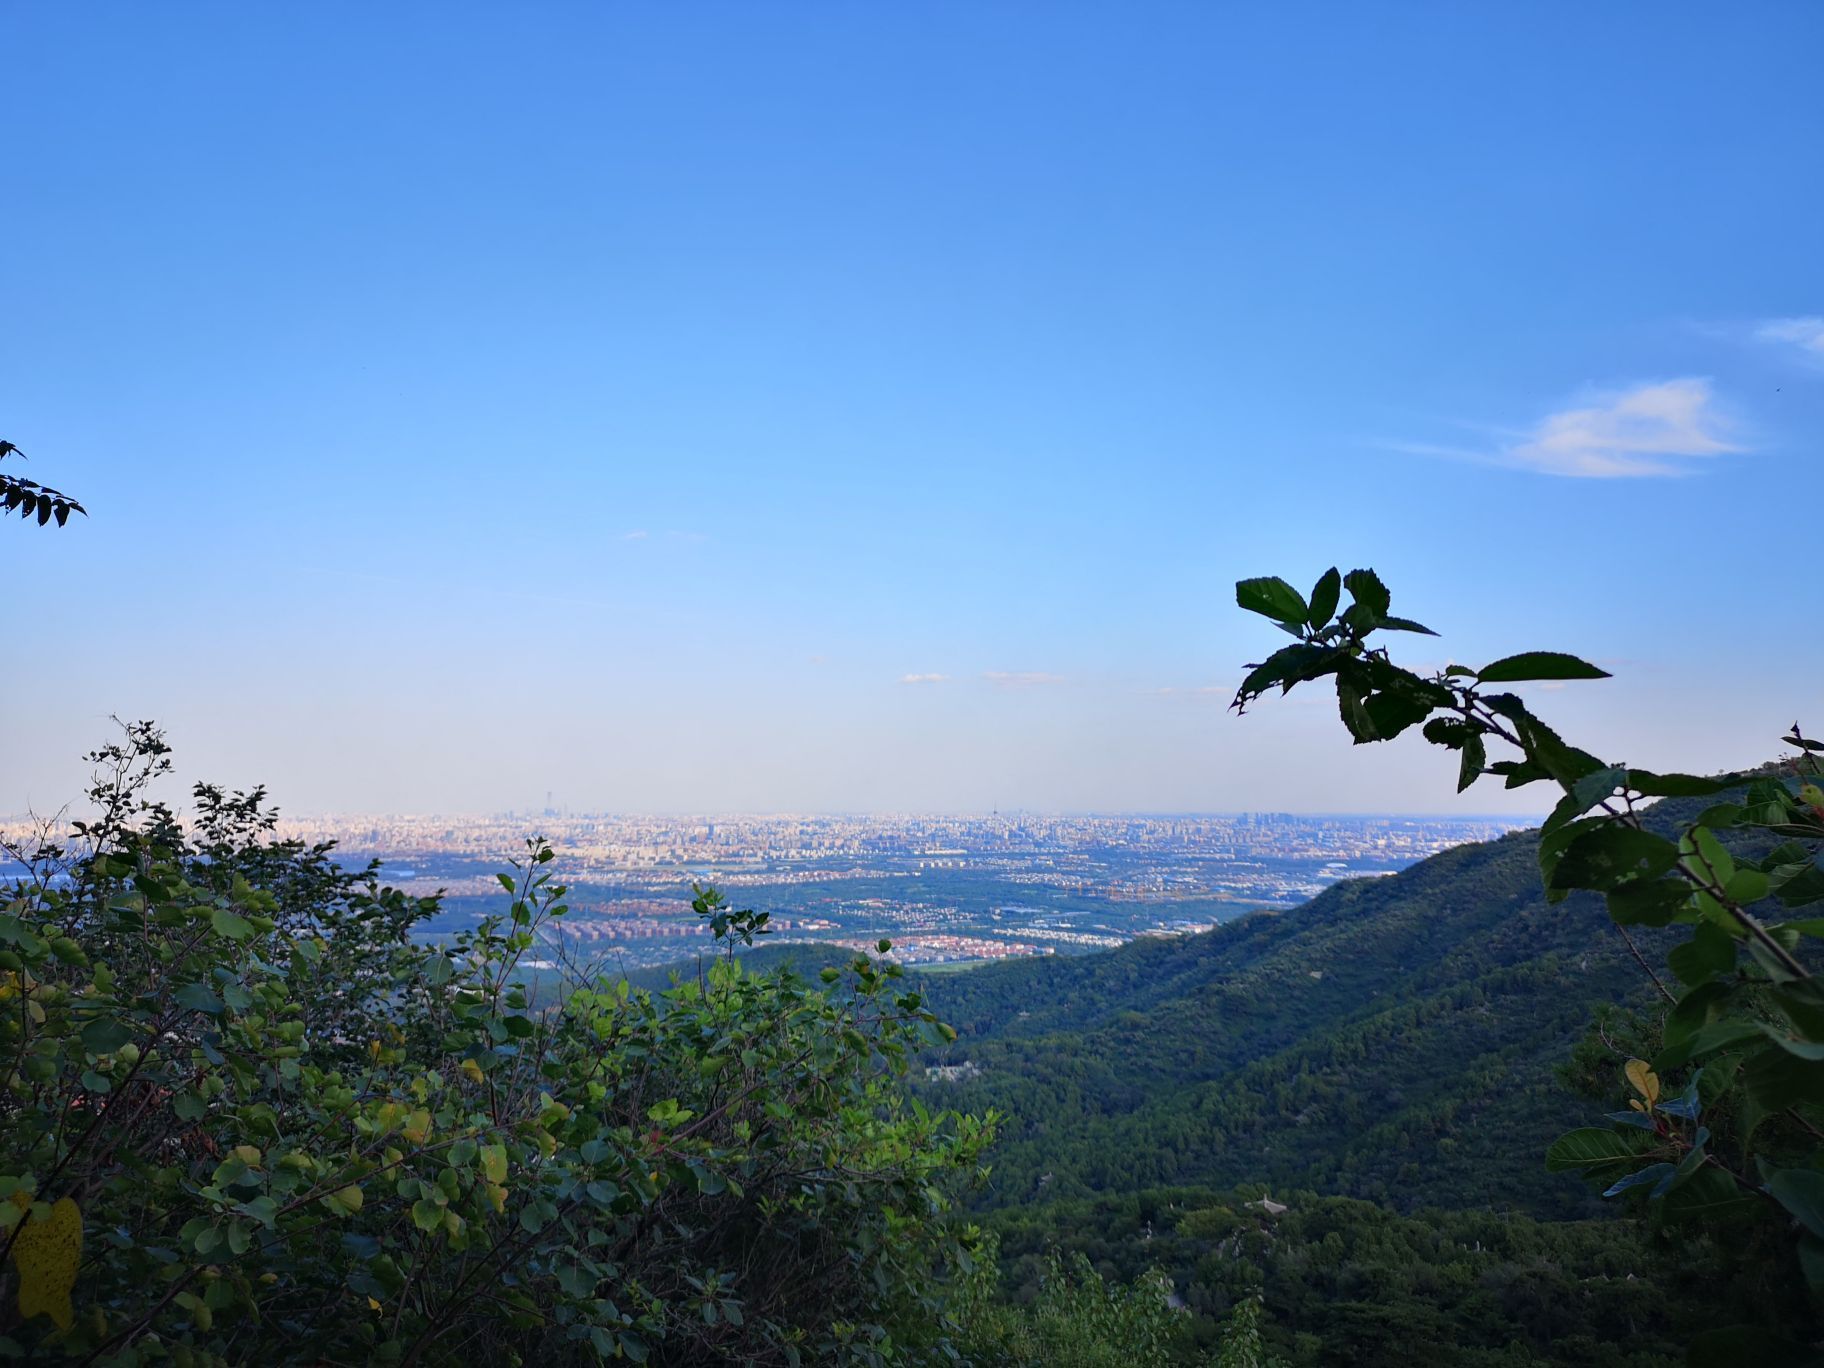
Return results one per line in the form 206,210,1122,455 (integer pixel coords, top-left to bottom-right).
1476,652,1611,683
80,1018,132,1055
1235,576,1308,627
211,908,253,941
1551,825,1679,892
1306,568,1340,628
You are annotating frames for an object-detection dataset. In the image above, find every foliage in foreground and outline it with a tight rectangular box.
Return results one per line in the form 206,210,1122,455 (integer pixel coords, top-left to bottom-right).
0,439,84,529
0,725,992,1364
950,1233,1276,1368
1233,566,1824,1358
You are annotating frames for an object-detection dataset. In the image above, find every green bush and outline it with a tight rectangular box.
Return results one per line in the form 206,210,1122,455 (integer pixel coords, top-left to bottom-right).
952,1234,1186,1365
0,724,994,1364
950,1231,1277,1368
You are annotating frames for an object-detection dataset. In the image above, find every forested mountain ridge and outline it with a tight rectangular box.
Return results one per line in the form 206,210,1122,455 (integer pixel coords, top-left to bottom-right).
912,811,1703,1215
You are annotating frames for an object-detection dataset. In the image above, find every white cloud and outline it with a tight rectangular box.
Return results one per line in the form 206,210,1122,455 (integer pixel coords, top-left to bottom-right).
1755,316,1824,364
898,673,947,685
1504,379,1741,477
619,530,649,541
1390,378,1742,479
984,671,1065,689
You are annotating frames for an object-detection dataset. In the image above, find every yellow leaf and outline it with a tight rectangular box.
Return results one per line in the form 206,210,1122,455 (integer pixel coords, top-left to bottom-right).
401,1109,432,1146
324,1185,364,1217
232,1145,263,1168
479,1144,507,1185
1625,1058,1660,1107
368,1296,382,1311
10,1196,82,1330
461,1059,485,1085
484,1182,507,1214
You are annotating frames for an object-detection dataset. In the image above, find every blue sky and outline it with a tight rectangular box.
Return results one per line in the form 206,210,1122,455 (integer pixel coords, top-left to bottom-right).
5,2,1821,815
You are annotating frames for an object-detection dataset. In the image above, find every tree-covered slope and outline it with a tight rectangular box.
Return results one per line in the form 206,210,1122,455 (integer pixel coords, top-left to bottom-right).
977,1184,1800,1367
914,821,1675,1216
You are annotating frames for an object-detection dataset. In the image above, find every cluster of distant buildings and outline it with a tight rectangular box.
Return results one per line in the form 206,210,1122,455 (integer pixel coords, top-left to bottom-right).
4,808,1518,972
256,809,1513,889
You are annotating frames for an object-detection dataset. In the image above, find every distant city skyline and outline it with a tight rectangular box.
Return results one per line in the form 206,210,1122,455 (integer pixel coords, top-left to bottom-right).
6,4,1821,817
2,807,1509,969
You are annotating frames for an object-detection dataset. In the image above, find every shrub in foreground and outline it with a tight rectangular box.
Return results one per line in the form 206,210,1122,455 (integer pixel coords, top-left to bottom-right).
0,725,992,1364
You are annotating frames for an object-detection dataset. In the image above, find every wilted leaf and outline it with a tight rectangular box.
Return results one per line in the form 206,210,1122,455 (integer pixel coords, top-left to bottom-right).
1625,1059,1661,1107
10,1195,81,1330
480,1144,508,1185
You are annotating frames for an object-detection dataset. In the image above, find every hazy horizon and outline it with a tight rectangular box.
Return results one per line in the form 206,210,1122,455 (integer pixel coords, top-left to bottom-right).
5,803,1539,822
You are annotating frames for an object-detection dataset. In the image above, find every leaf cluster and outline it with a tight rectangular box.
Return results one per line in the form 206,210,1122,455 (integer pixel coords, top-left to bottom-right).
1234,567,1824,1355
0,442,85,529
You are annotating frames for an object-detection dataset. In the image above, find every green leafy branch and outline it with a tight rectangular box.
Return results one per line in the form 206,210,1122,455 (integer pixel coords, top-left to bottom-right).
1233,567,1824,1301
0,441,85,529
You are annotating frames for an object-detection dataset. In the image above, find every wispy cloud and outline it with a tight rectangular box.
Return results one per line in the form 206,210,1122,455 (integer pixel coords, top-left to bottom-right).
1388,378,1743,478
984,671,1064,689
898,673,947,685
1509,379,1740,477
618,530,649,541
1755,316,1824,365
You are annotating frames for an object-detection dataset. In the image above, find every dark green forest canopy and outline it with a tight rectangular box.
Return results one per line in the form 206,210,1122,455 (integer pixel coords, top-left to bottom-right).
980,1185,1803,1367
901,789,1785,1215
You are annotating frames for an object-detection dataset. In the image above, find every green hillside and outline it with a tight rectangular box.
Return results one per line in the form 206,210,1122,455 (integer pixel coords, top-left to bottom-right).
906,795,1821,1362
914,824,1657,1215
